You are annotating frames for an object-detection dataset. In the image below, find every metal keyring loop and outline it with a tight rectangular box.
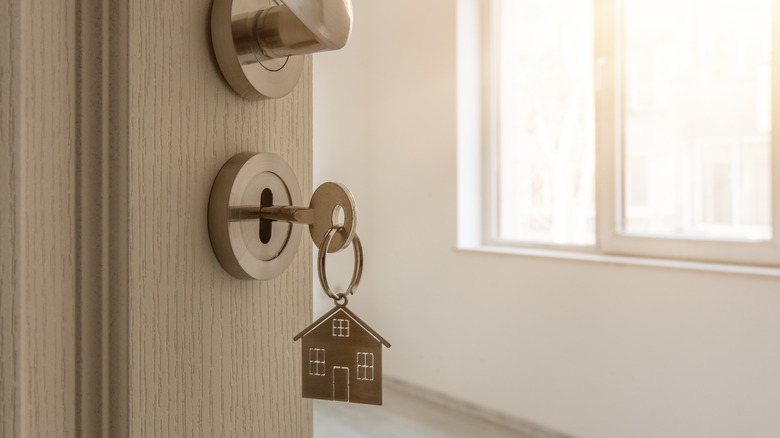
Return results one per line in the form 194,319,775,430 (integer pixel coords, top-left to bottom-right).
334,293,348,307
317,226,363,301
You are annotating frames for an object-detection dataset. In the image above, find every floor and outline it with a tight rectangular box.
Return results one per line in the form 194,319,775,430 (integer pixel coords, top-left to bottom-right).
314,383,528,438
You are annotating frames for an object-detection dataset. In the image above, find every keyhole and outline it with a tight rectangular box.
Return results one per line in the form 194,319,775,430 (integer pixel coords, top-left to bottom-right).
331,204,345,227
259,188,274,244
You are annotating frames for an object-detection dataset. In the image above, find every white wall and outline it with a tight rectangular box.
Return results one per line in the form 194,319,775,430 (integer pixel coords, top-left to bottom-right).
314,2,780,438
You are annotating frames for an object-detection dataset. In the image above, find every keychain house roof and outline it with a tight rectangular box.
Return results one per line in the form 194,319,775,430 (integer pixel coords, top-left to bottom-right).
294,305,390,405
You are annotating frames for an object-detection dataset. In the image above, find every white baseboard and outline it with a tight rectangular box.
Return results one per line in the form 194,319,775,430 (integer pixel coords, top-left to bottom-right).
385,376,579,438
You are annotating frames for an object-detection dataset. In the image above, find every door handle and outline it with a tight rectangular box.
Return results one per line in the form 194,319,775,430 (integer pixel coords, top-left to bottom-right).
212,0,354,99
252,0,353,60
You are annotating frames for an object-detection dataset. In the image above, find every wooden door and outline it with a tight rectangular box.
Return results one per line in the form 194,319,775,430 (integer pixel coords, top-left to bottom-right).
1,0,313,436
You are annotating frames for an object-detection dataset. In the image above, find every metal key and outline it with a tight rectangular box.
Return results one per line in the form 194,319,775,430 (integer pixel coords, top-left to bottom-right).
229,181,357,253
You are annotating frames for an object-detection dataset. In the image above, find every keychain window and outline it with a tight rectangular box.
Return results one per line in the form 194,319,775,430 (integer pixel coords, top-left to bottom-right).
356,353,374,381
309,348,326,376
333,319,350,337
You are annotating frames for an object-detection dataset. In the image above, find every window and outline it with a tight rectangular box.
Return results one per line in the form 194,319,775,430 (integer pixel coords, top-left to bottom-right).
309,348,326,376
490,0,596,246
332,319,349,337
356,352,374,381
471,0,780,266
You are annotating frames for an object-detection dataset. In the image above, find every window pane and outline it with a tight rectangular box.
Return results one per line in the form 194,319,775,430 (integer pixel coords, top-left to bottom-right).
495,0,596,245
622,0,772,241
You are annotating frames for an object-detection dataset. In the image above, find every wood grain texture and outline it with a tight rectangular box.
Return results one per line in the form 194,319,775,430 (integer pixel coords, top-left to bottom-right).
1,0,80,436
0,0,21,435
1,0,313,436
121,1,313,436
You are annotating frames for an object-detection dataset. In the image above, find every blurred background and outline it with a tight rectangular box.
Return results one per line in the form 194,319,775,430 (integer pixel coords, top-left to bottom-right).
312,1,780,437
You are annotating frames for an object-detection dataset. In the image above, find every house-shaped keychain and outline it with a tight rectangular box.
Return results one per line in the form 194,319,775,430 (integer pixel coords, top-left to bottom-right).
294,304,391,405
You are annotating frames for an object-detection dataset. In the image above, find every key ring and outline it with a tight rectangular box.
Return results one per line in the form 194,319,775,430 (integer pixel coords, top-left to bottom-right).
317,225,363,305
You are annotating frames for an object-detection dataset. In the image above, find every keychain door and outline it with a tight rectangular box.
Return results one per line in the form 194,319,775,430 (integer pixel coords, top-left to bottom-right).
332,367,350,402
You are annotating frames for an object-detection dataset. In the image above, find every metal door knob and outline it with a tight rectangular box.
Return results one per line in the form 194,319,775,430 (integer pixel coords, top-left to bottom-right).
254,0,353,60
212,0,354,99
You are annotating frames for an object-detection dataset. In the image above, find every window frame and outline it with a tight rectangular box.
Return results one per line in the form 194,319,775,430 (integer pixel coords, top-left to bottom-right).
332,318,350,337
309,348,326,376
356,352,374,381
481,0,598,253
477,0,780,266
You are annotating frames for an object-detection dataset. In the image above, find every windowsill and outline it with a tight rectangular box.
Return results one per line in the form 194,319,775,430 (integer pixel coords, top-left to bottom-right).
456,244,780,278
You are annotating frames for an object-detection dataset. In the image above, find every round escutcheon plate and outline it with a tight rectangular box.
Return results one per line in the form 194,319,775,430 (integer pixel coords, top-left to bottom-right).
208,152,303,279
